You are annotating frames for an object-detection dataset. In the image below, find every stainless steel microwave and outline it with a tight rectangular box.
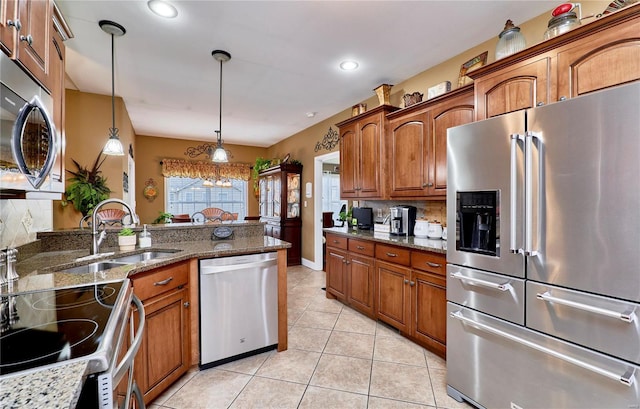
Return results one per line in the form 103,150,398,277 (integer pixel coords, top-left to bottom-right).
1,52,63,198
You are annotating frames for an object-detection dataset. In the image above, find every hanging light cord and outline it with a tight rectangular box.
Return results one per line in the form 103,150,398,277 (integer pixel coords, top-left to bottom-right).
110,32,115,133
217,57,223,144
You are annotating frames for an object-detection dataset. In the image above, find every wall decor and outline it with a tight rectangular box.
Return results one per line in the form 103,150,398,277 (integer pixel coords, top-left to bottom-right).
402,92,423,107
427,81,452,99
315,126,339,152
373,83,393,105
184,142,234,161
143,178,158,202
457,51,488,87
351,103,367,116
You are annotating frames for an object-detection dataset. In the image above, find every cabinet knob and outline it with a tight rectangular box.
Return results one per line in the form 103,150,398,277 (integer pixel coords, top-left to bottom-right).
422,183,428,188
559,96,567,101
7,19,21,31
356,246,365,250
404,279,409,285
184,301,190,308
345,260,350,265
426,182,434,187
409,281,415,287
20,34,33,46
536,102,544,107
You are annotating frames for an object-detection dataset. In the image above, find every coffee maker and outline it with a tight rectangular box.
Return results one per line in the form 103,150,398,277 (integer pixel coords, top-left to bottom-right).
390,205,417,236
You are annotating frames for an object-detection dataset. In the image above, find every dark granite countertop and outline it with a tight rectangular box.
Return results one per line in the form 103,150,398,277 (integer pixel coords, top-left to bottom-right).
323,226,447,254
0,234,290,408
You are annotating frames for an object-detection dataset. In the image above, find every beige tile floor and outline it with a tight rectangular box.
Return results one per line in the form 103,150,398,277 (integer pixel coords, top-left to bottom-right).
149,265,472,409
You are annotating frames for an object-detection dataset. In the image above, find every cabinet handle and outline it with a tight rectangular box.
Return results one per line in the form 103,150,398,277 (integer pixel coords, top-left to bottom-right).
409,281,415,287
153,277,173,286
7,19,21,31
386,252,397,257
422,183,428,188
20,34,33,46
426,182,434,187
404,279,409,284
342,259,347,264
426,262,441,268
184,301,190,308
356,245,365,250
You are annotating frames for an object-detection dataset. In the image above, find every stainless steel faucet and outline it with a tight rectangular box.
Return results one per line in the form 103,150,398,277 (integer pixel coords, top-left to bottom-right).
91,198,138,255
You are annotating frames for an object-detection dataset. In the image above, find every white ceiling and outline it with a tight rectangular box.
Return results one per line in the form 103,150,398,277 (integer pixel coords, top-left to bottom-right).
58,1,553,148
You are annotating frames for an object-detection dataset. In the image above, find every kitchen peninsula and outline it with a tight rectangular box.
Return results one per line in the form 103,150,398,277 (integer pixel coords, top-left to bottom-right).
0,221,291,408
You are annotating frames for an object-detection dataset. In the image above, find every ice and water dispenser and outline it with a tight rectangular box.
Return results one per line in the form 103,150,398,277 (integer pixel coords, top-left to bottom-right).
456,191,499,256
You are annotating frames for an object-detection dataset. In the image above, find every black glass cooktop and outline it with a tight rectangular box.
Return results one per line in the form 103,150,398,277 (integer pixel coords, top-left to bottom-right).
0,281,124,376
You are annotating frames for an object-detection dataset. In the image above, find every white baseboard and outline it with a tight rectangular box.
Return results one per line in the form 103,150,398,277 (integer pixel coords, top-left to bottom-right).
301,257,323,271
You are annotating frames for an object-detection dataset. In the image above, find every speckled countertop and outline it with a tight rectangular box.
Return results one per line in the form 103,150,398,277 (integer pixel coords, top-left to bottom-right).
323,226,447,254
0,233,291,409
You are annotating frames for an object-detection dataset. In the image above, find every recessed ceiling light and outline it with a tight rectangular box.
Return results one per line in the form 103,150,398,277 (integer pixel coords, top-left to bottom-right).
306,112,317,118
340,60,359,71
148,0,178,18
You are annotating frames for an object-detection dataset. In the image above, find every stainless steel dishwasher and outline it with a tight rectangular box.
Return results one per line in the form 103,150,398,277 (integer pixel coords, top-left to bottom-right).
199,252,278,369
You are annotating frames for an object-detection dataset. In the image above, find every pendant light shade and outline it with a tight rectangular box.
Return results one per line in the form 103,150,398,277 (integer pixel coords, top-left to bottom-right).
100,20,126,156
211,50,231,163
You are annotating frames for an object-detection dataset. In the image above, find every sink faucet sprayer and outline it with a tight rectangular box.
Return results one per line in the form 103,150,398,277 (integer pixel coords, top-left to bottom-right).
91,199,138,255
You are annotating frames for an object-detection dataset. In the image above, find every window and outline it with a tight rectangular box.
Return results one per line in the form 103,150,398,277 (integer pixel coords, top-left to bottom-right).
165,177,247,219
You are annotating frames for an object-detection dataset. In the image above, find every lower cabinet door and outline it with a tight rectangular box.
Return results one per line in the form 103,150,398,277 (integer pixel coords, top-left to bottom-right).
411,270,446,356
347,254,374,317
326,248,347,302
376,260,410,332
135,287,190,404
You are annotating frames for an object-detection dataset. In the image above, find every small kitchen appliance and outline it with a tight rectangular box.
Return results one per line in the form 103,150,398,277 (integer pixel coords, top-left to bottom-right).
414,219,429,238
390,205,417,236
352,207,373,230
427,222,443,239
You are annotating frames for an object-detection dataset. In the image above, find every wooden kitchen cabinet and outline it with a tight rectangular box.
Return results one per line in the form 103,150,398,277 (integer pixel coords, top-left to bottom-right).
325,234,375,317
259,163,302,265
474,57,550,120
16,0,51,89
131,261,191,405
0,0,18,56
411,251,447,357
470,4,640,120
387,85,473,199
336,105,398,199
376,259,411,333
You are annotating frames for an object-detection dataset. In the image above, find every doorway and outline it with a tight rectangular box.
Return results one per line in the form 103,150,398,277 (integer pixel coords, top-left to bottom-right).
313,151,346,271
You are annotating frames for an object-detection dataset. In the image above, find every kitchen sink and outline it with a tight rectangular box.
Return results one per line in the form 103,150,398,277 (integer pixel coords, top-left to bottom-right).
111,250,181,263
60,261,131,274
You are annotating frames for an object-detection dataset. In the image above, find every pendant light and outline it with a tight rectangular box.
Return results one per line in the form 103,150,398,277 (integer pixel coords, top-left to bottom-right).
211,50,231,163
100,20,126,156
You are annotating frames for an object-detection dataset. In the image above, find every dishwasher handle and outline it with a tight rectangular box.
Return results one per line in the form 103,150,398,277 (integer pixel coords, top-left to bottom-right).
200,258,277,274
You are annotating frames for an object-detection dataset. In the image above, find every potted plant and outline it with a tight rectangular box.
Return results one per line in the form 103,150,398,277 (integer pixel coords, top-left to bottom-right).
118,227,136,251
61,152,111,217
152,211,173,224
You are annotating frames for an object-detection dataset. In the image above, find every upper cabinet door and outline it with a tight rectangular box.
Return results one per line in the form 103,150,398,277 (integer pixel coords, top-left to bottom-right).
358,115,382,197
388,112,429,197
475,57,549,120
16,0,51,89
429,90,474,197
556,18,640,100
339,123,358,198
1,0,18,56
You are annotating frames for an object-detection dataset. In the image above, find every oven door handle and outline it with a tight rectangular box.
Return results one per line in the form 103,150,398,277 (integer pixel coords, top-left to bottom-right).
113,295,145,386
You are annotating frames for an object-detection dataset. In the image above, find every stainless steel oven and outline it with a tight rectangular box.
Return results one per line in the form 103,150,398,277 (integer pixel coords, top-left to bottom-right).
0,52,62,198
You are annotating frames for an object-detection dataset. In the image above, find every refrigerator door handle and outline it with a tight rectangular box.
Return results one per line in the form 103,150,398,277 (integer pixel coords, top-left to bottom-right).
450,271,513,292
450,310,636,387
509,133,524,254
524,131,539,257
536,291,637,323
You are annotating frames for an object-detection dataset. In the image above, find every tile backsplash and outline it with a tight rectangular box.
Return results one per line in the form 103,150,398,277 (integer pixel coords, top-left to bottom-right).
361,200,447,225
0,199,52,248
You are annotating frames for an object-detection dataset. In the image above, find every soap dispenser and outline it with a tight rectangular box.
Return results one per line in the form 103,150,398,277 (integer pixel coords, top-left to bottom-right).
139,224,152,248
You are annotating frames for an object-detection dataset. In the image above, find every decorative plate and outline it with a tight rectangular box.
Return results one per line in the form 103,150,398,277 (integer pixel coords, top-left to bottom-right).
282,153,291,163
212,226,234,240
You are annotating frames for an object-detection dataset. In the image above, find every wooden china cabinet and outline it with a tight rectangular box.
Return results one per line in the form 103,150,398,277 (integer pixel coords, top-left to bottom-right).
259,162,303,265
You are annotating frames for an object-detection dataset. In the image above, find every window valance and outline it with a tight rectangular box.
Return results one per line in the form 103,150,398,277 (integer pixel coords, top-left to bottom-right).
161,159,251,181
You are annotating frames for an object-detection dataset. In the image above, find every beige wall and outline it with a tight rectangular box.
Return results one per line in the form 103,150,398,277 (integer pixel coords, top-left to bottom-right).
134,135,267,224
53,90,135,229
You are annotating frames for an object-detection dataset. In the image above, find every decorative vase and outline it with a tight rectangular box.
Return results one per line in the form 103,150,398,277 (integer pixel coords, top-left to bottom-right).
118,235,136,251
373,84,393,106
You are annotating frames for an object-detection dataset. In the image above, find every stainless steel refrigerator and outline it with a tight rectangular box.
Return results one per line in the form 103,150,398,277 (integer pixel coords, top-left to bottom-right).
446,82,640,408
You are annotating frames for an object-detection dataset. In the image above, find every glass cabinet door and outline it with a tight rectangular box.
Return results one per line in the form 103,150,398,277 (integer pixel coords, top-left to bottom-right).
259,178,267,216
287,172,300,218
273,177,281,218
266,176,274,217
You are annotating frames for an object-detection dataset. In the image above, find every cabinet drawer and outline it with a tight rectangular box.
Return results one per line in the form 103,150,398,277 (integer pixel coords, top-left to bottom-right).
411,251,445,276
326,233,347,250
133,261,189,301
348,238,374,256
375,244,410,266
